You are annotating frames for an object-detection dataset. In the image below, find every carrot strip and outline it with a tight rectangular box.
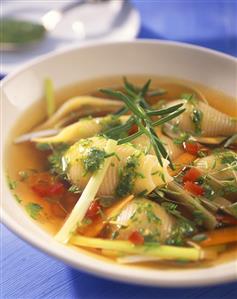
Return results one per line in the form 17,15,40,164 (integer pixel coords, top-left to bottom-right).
80,195,134,237
196,227,237,247
169,152,196,176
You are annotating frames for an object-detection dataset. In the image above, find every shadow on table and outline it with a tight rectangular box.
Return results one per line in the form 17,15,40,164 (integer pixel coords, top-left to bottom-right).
69,268,237,299
138,25,237,57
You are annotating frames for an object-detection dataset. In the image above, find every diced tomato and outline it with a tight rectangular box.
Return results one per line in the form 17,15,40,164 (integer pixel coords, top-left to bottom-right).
183,141,202,156
128,231,144,245
183,168,202,183
128,124,138,135
216,214,237,225
184,181,204,196
29,172,65,197
85,201,102,220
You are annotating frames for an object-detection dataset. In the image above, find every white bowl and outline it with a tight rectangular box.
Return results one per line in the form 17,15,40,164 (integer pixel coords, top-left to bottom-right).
1,40,237,287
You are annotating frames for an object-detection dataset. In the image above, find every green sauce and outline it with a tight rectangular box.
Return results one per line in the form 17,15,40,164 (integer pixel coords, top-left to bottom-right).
0,19,46,44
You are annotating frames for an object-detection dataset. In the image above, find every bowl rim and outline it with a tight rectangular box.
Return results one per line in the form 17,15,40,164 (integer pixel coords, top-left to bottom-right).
1,39,237,287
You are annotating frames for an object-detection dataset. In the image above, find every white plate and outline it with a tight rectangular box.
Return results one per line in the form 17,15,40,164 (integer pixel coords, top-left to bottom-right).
2,0,140,73
1,40,237,287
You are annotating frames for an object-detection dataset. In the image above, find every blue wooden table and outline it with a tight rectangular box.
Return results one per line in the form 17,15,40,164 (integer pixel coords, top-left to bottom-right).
1,1,237,298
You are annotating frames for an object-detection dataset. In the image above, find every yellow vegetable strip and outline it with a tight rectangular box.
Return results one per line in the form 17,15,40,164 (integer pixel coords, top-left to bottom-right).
71,235,202,261
45,78,55,118
55,139,117,243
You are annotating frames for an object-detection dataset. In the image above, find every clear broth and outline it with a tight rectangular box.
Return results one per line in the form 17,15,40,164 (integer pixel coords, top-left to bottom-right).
5,76,237,269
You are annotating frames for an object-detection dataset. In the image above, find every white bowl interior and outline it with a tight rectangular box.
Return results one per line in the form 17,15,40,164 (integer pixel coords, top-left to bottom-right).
1,41,237,286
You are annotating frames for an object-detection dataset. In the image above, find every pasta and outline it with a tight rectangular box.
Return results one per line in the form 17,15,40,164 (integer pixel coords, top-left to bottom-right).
64,136,172,196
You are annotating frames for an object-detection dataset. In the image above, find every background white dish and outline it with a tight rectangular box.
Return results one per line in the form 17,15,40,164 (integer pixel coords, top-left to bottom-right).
1,40,237,287
2,0,140,73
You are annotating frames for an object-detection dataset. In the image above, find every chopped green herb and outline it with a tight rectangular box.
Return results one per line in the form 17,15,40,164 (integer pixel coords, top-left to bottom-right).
7,175,17,190
36,143,52,151
68,185,81,194
48,143,69,177
115,154,139,197
83,147,107,173
26,203,43,219
166,219,195,246
191,108,203,135
173,132,190,144
14,194,22,204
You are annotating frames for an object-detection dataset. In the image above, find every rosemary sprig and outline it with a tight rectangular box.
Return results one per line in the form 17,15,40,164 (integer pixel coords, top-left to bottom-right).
100,82,185,169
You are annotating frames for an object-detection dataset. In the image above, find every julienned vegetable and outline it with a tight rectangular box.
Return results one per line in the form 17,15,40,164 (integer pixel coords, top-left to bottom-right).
9,76,237,268
71,235,202,261
55,139,117,243
45,78,55,118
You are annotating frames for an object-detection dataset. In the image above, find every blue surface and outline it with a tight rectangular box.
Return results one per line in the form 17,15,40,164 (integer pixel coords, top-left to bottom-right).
1,1,237,298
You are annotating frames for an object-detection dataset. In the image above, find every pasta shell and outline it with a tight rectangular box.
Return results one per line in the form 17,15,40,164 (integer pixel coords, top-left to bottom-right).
114,198,175,242
64,137,173,196
165,99,237,137
37,96,123,130
33,115,129,145
33,118,102,144
132,130,183,159
194,150,237,183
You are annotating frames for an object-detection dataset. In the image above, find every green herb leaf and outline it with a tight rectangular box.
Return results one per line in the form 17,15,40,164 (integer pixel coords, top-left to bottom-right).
26,203,43,219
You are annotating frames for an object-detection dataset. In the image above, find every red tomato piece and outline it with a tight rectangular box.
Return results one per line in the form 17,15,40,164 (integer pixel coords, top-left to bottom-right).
85,201,101,220
183,168,202,183
30,172,65,197
184,181,204,196
183,141,202,156
216,214,237,225
128,231,144,245
48,182,65,196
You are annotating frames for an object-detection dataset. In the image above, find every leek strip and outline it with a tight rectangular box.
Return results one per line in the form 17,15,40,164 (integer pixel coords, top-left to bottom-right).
45,78,55,118
117,255,162,264
55,139,117,243
71,235,201,261
14,129,60,144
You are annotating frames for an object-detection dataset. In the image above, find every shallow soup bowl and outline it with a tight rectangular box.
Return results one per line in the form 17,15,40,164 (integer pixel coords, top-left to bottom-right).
1,40,237,287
